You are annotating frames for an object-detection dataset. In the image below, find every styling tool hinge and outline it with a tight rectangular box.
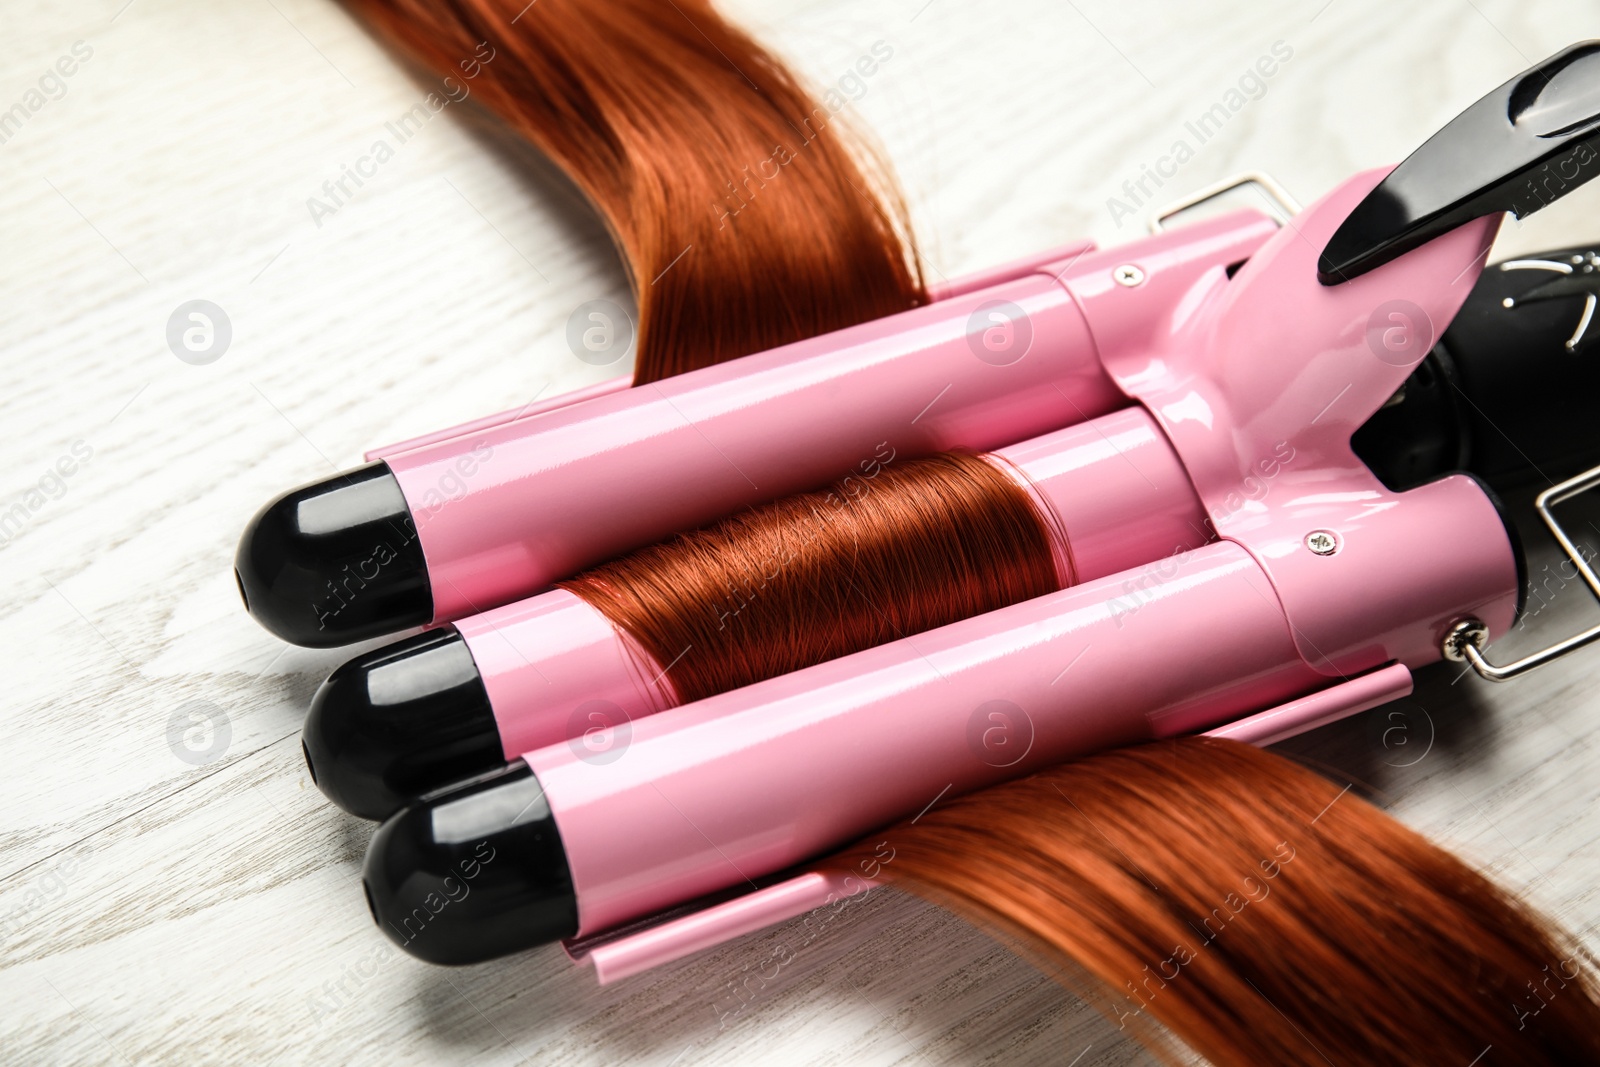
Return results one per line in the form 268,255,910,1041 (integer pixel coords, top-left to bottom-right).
1445,461,1600,680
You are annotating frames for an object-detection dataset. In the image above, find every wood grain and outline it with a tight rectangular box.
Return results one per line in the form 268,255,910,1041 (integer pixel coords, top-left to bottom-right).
2,0,1598,1063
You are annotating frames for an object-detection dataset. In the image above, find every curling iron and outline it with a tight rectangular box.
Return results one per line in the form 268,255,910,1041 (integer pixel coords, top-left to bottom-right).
352,42,1600,973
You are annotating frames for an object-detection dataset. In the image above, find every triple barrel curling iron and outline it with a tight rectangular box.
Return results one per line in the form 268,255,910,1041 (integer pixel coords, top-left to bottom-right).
237,44,1600,975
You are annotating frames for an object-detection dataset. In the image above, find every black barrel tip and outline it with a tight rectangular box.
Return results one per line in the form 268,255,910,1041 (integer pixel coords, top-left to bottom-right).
304,629,504,821
362,761,579,965
235,462,433,647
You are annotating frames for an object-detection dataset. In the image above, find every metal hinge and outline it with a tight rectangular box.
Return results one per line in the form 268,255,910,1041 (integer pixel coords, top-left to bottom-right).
1444,461,1600,680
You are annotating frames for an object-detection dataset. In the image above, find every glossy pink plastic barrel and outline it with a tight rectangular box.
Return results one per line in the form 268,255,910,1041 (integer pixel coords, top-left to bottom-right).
454,406,1210,759
527,541,1326,936
366,240,1101,463
572,659,1414,985
570,661,1415,983
456,591,674,759
386,213,1277,622
999,407,1205,585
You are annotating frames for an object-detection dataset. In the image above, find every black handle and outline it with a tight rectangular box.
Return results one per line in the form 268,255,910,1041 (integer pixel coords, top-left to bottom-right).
1320,41,1600,284
1353,245,1600,491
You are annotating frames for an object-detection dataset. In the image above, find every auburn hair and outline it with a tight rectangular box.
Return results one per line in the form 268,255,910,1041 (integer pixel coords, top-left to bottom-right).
835,737,1600,1066
343,0,926,383
560,451,1062,704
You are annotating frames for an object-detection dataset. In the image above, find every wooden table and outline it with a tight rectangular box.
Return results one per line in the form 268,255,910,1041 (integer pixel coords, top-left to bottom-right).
3,1,1598,1063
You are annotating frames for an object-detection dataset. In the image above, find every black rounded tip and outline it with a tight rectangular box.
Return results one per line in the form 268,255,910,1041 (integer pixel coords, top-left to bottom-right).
363,761,578,965
235,462,432,647
304,629,504,821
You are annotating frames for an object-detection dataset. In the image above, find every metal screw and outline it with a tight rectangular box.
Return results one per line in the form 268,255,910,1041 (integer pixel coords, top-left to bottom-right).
1113,264,1145,287
1441,619,1489,663
1304,530,1339,556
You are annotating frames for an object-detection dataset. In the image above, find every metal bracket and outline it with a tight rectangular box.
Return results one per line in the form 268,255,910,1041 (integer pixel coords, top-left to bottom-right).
1444,461,1600,680
1150,171,1302,234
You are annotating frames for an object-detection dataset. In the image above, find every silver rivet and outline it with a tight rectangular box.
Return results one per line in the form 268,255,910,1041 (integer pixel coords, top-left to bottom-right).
1441,619,1489,662
1304,530,1339,556
1113,264,1145,287
1502,297,1516,309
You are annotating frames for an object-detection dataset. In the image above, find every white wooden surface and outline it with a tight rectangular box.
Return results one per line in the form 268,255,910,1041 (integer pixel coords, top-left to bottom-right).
3,1,1600,1063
